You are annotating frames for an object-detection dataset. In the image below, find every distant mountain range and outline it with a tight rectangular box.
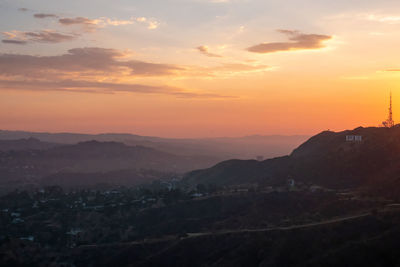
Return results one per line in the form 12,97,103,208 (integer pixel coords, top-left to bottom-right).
0,130,309,160
183,126,400,197
0,130,309,192
0,137,59,151
0,140,218,191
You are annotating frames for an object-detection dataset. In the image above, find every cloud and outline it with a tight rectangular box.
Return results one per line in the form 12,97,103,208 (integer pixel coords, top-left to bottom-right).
34,13,58,19
0,47,182,78
0,79,170,94
146,20,160,30
197,45,222,58
23,30,78,43
211,63,270,72
2,30,79,44
58,17,100,32
58,17,98,26
0,47,263,78
191,63,271,77
58,16,160,30
0,77,231,99
363,13,400,24
0,47,235,98
103,18,134,26
2,39,28,45
247,29,332,54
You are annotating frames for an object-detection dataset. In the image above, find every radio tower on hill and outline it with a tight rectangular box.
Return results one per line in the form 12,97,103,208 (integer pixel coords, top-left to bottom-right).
382,91,394,128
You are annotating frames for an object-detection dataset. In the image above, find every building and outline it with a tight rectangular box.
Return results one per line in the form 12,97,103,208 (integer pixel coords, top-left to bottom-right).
288,179,295,188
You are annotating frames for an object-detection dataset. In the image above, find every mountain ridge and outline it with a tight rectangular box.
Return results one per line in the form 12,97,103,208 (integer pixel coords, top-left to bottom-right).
0,129,309,160
183,126,400,194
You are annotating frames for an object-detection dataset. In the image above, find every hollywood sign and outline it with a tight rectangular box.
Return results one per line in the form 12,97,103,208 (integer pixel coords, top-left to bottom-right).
346,135,362,142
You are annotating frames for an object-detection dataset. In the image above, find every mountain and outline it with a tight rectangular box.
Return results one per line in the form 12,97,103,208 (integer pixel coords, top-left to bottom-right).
183,126,400,194
39,140,218,172
0,130,308,160
0,137,59,151
0,140,218,191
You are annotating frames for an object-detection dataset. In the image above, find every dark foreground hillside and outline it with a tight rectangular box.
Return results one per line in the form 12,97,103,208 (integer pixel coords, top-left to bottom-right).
0,186,398,267
132,212,400,267
184,126,400,198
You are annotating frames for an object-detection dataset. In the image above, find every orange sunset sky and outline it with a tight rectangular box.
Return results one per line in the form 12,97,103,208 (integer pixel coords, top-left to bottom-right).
0,0,399,138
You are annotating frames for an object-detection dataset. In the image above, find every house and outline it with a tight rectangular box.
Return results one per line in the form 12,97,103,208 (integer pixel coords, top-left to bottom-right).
20,236,34,241
66,229,82,236
191,193,203,198
12,218,24,224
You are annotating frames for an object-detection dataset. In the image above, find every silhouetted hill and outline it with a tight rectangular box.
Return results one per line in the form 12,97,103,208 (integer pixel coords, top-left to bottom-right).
184,157,291,187
0,137,59,151
183,126,400,193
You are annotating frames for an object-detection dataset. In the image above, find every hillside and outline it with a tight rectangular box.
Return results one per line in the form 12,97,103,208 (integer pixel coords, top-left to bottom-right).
0,140,218,191
39,140,218,172
0,187,397,267
183,126,400,193
0,137,59,151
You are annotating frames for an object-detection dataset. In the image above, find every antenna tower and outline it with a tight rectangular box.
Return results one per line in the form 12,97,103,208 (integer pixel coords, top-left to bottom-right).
382,91,394,128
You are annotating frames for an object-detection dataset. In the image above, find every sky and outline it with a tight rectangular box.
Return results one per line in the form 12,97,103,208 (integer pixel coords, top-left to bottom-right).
1,0,400,138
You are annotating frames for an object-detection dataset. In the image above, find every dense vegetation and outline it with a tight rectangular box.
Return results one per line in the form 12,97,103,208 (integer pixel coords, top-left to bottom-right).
0,186,386,266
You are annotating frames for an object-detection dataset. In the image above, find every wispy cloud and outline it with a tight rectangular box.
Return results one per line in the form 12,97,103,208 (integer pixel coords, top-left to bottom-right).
247,29,332,54
329,12,400,25
58,16,160,30
0,45,265,78
2,30,79,44
58,17,100,32
363,13,400,24
8,12,161,45
185,62,272,78
0,76,232,99
2,39,28,45
0,47,238,98
0,47,182,78
34,13,58,19
197,45,222,58
58,16,98,26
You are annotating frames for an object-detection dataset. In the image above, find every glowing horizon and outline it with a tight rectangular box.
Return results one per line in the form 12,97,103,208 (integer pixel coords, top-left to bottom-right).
0,0,399,138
